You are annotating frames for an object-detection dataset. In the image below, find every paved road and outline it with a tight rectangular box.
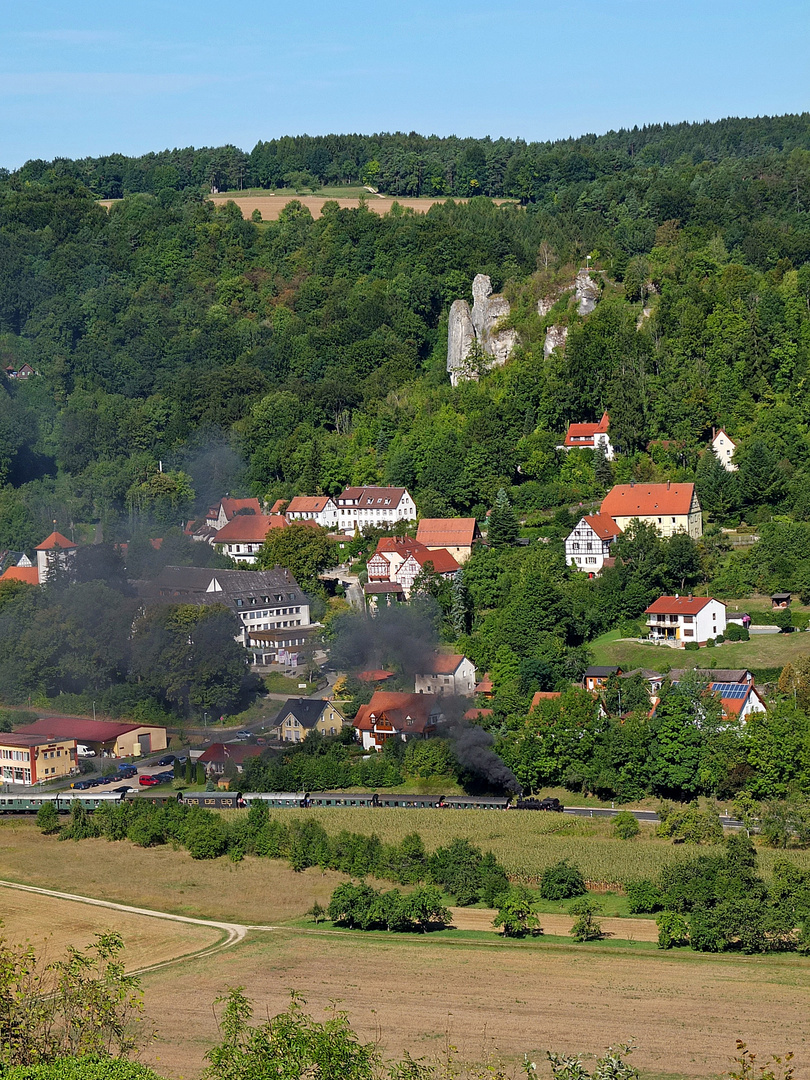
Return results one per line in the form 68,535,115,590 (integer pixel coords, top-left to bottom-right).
564,806,745,828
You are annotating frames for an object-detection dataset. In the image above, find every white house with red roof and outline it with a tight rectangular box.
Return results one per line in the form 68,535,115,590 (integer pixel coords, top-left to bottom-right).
214,514,288,563
645,595,726,646
353,691,442,751
414,653,476,696
564,513,622,575
282,495,339,528
205,498,263,531
600,481,702,539
711,428,738,472
560,411,614,460
35,531,77,584
335,486,416,531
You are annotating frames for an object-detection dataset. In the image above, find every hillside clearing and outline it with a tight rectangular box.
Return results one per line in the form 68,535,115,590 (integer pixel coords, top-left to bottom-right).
588,628,810,672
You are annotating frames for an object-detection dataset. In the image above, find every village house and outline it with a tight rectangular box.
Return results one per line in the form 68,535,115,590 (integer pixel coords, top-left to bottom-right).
559,411,614,460
0,733,77,785
270,698,349,742
415,518,482,564
711,428,738,471
353,692,442,751
644,595,726,646
564,513,622,575
335,486,416,531
600,481,703,539
475,673,494,698
213,513,288,564
414,654,476,697
367,537,459,597
138,565,315,666
530,691,562,709
582,666,622,692
277,496,339,528
668,670,765,721
35,531,77,584
197,742,263,777
4,364,36,380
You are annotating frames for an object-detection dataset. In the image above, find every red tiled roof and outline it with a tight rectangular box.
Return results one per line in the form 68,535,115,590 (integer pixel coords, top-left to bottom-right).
354,692,437,734
564,411,610,447
357,669,395,683
197,742,263,764
531,691,562,708
363,582,403,594
600,483,697,518
0,732,75,748
416,518,478,548
220,497,262,519
408,547,460,574
421,653,468,676
645,595,721,615
286,496,333,513
581,514,622,540
270,498,287,514
0,566,39,585
215,514,288,542
36,531,76,551
375,537,422,555
464,707,493,721
18,717,162,743
475,673,494,694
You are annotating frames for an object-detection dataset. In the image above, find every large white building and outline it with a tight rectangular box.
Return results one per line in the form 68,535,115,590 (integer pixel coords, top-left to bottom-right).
644,595,726,646
335,486,416,531
564,514,622,575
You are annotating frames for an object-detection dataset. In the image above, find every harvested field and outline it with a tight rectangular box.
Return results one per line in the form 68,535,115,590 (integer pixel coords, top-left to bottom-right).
0,885,221,970
448,906,659,941
139,930,810,1080
0,821,352,925
210,194,512,220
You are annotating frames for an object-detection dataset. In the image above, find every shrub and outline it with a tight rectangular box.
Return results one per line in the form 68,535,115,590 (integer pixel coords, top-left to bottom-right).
540,860,586,900
655,804,724,844
656,910,689,949
612,811,640,840
683,641,700,651
705,637,716,648
715,634,725,644
726,623,744,641
569,897,603,941
493,886,542,938
624,878,663,913
35,801,60,835
185,816,227,859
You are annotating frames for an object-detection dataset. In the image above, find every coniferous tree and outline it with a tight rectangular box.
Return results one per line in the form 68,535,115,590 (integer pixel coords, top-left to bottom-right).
487,489,519,547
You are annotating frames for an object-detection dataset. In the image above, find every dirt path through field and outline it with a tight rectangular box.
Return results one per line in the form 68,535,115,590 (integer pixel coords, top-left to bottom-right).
449,907,659,941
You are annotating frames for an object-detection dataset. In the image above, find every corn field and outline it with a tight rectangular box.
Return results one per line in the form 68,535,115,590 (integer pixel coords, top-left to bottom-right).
260,808,810,884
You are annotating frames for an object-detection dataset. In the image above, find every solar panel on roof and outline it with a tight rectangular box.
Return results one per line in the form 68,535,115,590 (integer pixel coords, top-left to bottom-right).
710,683,748,699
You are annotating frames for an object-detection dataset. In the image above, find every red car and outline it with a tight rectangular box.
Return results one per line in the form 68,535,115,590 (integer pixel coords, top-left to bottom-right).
139,774,160,786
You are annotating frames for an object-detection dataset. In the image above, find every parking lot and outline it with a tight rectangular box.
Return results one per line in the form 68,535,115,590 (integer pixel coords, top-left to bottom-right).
67,753,190,794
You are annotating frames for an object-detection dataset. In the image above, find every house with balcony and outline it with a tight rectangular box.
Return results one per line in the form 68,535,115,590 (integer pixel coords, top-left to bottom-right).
644,595,726,646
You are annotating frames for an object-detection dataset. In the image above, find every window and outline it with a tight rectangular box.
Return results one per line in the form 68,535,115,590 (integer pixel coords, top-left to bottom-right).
683,629,694,637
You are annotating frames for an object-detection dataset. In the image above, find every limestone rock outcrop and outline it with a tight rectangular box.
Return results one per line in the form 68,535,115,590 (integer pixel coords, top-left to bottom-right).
447,274,518,385
575,270,599,315
543,324,568,358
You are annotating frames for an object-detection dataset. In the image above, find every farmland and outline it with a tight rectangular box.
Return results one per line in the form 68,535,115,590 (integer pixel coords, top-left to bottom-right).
137,929,810,1080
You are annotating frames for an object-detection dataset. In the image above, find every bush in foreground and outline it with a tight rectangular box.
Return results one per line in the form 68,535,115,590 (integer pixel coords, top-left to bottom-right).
493,886,542,938
539,860,586,900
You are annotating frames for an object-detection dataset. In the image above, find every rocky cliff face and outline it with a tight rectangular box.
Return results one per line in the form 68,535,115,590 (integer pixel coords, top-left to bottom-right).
447,274,518,384
538,268,602,357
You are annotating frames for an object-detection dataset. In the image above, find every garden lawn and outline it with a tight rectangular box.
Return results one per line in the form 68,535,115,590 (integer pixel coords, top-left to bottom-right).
588,629,810,672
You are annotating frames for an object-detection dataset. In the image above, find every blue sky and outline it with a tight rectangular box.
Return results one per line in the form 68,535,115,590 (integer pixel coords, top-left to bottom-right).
1,0,808,168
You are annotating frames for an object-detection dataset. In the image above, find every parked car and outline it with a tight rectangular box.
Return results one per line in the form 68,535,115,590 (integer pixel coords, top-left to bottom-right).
175,755,188,765
154,772,174,783
139,774,160,787
236,730,252,740
117,765,137,778
157,755,176,767
112,785,134,794
71,779,93,790
76,744,96,758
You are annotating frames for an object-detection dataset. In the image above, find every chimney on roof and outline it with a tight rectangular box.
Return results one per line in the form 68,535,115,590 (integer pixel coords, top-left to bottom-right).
675,593,679,599
688,593,693,601
630,480,634,487
667,480,671,490
712,427,716,440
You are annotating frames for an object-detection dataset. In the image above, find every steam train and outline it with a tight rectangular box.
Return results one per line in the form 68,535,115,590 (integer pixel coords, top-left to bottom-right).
0,790,564,814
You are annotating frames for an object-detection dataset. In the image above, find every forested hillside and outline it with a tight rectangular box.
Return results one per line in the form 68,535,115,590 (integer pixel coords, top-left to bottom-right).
3,116,810,716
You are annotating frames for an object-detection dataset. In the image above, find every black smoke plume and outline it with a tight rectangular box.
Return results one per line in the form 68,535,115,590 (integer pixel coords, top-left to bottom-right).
329,600,441,678
443,718,521,795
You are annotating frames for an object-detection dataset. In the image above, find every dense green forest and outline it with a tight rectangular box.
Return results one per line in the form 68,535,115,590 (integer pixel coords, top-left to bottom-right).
5,114,810,732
